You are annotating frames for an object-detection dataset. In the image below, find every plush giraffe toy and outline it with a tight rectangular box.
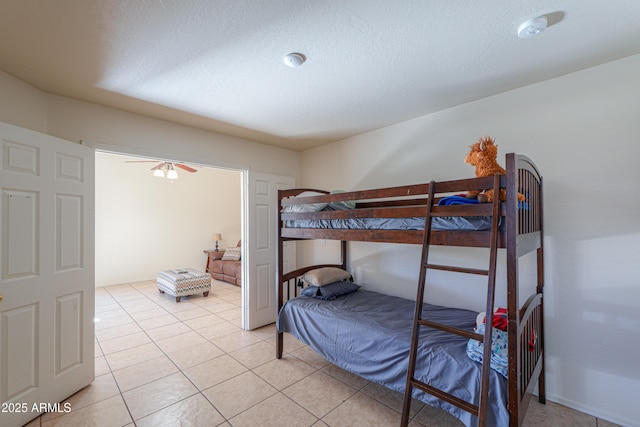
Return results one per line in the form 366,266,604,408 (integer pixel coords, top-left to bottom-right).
464,137,526,203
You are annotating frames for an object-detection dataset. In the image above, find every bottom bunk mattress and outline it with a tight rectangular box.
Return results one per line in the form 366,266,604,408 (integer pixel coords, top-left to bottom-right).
277,289,508,427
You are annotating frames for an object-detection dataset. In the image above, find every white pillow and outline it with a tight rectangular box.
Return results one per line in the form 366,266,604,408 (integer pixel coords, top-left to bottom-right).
301,267,352,287
221,247,241,261
282,191,328,213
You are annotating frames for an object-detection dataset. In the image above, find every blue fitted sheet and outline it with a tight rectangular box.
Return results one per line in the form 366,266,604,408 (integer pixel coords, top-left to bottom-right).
277,289,508,426
284,215,494,231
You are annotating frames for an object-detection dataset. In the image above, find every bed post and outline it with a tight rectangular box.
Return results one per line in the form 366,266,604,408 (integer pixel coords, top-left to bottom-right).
505,154,520,426
505,154,546,425
536,176,546,404
276,189,284,359
340,240,347,271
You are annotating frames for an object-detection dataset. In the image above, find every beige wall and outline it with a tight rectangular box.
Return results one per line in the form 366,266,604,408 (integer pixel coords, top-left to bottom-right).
0,72,49,131
0,70,300,178
3,51,639,424
300,54,640,426
44,94,300,176
0,70,299,286
95,152,241,286
0,71,300,285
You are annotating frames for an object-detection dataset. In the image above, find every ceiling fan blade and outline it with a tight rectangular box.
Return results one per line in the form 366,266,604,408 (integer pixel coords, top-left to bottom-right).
150,163,166,170
175,163,197,173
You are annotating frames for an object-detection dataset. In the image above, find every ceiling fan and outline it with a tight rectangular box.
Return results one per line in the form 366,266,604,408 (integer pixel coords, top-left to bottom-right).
125,160,197,180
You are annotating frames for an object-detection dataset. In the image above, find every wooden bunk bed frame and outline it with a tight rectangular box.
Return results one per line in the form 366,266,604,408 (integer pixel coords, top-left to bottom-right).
276,153,544,427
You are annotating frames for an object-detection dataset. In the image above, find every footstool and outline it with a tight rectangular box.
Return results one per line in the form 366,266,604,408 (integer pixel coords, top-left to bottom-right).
157,268,211,302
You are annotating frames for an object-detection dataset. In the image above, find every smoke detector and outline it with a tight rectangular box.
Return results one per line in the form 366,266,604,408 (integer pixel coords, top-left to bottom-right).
518,16,547,38
283,52,306,67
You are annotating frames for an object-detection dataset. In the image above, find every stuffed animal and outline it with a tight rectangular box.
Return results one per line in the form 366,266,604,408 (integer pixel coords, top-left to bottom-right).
464,137,525,203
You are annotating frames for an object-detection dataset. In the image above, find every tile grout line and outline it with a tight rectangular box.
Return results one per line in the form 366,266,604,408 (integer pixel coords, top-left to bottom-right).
41,281,445,427
100,284,162,426
103,282,360,427
99,281,247,425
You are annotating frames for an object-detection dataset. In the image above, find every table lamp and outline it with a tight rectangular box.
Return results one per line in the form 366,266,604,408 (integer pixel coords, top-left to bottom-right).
212,233,222,251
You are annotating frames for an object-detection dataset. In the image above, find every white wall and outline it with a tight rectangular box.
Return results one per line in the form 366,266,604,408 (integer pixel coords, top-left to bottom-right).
95,152,241,286
299,54,640,426
0,70,300,285
0,72,49,131
44,94,299,177
0,70,300,178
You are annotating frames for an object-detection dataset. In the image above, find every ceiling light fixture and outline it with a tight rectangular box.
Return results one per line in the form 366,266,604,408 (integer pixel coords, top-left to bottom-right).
517,16,547,39
166,164,178,181
283,52,306,67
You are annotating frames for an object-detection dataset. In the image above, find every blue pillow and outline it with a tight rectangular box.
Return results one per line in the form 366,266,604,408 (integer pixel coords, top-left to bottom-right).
300,281,360,300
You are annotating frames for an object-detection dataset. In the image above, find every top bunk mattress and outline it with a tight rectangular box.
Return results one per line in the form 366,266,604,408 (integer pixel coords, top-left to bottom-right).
284,214,494,231
282,195,502,232
277,289,508,426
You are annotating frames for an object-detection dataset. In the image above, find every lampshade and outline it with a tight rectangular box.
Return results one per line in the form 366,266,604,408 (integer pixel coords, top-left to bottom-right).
153,169,165,178
166,168,178,180
212,233,222,241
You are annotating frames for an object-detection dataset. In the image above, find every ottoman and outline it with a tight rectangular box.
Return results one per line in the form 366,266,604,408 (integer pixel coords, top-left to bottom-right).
157,268,211,302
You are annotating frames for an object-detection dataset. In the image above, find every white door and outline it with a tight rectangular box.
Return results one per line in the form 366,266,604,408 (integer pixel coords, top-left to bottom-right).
0,122,94,427
244,170,294,330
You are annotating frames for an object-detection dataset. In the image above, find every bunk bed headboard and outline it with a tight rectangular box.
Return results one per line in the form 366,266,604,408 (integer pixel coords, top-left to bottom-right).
505,153,545,426
506,153,543,249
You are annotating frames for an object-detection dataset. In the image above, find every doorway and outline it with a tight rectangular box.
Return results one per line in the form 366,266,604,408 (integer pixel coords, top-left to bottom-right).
93,147,295,330
94,151,244,315
94,152,241,284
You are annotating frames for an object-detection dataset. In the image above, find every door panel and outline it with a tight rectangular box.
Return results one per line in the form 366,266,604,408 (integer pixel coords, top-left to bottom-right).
245,171,294,330
56,194,84,270
2,304,38,399
2,190,39,279
55,291,83,374
0,122,94,427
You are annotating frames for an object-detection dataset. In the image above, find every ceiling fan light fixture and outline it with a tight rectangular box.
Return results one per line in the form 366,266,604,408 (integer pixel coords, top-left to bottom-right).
166,168,178,180
517,16,547,38
153,169,165,178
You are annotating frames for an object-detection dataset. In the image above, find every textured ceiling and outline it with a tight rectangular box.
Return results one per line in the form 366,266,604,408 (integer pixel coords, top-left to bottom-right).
1,0,639,151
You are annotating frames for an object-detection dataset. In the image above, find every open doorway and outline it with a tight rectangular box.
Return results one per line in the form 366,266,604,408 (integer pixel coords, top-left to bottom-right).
94,151,243,316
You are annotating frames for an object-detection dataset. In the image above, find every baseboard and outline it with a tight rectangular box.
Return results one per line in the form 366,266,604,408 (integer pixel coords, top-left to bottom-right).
544,392,637,427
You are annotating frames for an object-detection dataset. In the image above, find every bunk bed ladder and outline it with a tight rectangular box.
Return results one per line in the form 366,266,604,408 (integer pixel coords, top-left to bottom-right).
401,175,502,427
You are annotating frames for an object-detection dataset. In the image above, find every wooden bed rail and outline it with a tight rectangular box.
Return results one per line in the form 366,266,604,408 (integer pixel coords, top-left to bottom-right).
276,240,347,359
519,294,544,390
279,155,542,253
276,264,346,359
280,176,502,208
517,293,545,425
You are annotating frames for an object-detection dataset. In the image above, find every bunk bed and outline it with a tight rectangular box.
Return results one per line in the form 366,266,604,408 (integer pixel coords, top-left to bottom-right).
276,153,544,427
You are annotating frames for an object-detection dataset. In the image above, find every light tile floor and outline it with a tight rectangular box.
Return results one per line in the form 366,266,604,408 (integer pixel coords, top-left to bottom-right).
22,279,619,427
